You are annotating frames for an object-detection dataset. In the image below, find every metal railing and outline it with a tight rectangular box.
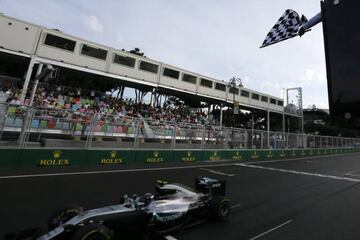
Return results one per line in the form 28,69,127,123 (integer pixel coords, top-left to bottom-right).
0,103,359,150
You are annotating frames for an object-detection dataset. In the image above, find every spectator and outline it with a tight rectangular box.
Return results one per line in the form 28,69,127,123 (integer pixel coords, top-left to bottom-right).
3,82,209,135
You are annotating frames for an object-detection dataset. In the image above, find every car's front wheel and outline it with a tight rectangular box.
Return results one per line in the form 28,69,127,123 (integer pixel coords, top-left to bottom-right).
72,223,113,240
210,196,230,221
48,204,82,230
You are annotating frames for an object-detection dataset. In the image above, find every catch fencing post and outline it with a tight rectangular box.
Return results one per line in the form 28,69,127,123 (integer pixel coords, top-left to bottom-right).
267,110,270,149
313,135,316,148
85,113,98,149
171,123,176,150
201,125,205,150
286,132,289,148
18,105,33,149
320,136,322,148
251,113,254,149
134,119,141,149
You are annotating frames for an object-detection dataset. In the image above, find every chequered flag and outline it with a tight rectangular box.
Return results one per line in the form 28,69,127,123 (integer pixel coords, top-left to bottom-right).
260,9,307,48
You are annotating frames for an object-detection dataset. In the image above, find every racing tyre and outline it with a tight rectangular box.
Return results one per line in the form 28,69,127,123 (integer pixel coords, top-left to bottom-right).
48,204,82,230
210,196,230,221
72,223,113,240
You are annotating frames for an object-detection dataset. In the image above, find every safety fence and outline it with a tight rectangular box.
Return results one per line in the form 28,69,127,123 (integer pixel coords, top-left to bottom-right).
0,147,358,169
0,103,360,150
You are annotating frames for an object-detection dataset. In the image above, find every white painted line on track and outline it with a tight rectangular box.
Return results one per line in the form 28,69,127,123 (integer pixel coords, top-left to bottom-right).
230,203,242,209
249,220,293,240
0,163,239,180
236,163,360,182
200,168,235,177
0,152,356,180
204,159,233,163
242,153,356,165
164,236,177,240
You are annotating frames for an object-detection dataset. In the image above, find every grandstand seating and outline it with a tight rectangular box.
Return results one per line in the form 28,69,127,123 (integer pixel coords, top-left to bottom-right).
0,14,286,114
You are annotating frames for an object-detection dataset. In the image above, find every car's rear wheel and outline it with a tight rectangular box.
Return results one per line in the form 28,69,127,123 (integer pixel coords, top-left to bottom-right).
72,223,113,240
48,204,82,230
210,196,230,221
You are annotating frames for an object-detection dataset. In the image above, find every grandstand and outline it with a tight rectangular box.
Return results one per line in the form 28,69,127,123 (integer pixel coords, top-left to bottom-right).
0,13,308,150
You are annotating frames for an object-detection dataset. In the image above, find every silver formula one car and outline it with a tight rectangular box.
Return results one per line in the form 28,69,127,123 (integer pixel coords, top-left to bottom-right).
6,177,230,240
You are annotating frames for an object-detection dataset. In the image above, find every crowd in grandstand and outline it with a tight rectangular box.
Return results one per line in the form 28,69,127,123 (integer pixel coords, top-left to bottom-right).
2,83,208,135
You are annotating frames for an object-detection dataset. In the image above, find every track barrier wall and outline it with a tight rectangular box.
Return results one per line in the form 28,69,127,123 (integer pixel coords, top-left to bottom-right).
0,147,359,169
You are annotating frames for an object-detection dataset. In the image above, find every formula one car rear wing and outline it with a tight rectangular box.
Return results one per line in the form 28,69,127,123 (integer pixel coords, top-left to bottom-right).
195,177,226,196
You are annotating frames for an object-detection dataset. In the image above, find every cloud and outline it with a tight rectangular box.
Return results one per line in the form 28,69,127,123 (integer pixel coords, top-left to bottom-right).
301,68,326,85
82,14,104,33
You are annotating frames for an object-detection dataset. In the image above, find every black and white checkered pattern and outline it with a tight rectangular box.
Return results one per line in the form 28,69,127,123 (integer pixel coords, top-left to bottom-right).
260,9,307,48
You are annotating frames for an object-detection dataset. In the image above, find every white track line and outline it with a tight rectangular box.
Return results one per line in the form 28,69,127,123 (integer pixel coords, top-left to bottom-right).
204,159,232,163
236,163,360,183
164,236,177,240
0,152,355,180
249,220,293,240
230,203,242,209
200,168,235,177
243,153,356,165
0,163,238,180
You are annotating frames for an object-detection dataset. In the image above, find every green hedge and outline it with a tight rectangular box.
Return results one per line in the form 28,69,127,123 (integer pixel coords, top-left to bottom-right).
0,147,359,169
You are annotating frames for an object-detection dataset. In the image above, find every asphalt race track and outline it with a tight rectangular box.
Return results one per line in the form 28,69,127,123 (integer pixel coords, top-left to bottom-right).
2,153,360,239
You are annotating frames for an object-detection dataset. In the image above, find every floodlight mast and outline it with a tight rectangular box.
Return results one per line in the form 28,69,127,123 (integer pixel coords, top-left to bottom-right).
229,77,243,115
286,87,303,133
227,77,243,148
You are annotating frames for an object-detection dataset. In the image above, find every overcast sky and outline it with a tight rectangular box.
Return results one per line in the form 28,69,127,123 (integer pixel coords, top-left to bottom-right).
0,0,327,108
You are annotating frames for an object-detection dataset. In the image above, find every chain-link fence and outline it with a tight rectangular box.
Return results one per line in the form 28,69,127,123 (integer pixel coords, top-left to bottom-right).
1,103,359,150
